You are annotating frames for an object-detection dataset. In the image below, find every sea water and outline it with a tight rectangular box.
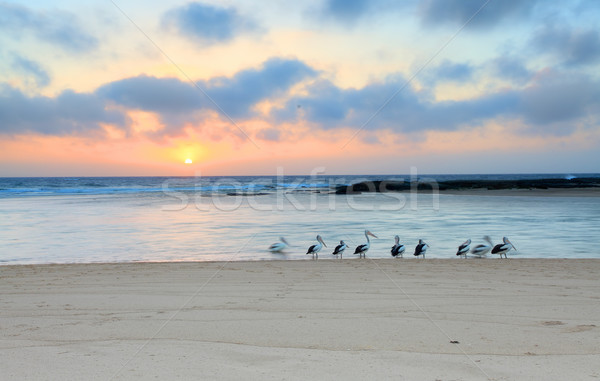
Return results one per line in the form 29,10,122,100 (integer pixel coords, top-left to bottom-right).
1,175,599,264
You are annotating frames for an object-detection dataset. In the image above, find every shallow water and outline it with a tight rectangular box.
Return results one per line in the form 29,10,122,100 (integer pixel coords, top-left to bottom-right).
1,183,599,264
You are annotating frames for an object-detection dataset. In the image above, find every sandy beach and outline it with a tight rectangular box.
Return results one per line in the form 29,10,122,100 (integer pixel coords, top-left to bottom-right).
1,259,599,380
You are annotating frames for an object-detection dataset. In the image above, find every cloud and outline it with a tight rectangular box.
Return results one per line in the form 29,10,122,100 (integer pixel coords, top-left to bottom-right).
422,60,475,85
96,75,207,137
0,3,98,53
518,71,600,131
273,70,599,136
97,76,202,114
418,0,539,29
316,0,408,26
97,58,316,125
320,0,371,24
488,56,532,82
1,57,316,139
205,58,317,118
433,61,474,81
11,55,50,88
162,2,259,45
532,25,600,66
256,128,281,141
424,56,532,87
0,84,126,136
3,56,597,142
274,76,477,131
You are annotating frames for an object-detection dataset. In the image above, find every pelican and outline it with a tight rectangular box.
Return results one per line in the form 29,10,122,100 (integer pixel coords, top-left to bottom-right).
268,237,290,253
456,239,471,258
491,237,517,258
470,236,493,257
306,235,326,260
391,235,405,258
414,239,429,258
332,240,347,259
354,230,378,258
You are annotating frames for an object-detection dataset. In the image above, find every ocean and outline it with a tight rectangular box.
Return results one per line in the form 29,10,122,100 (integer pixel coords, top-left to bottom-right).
1,174,599,264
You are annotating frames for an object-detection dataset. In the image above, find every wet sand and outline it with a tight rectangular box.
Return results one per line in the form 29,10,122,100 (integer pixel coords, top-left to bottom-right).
1,259,599,380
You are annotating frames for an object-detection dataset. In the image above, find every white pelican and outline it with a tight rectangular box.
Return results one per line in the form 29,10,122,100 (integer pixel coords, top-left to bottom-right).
268,237,290,253
354,230,377,258
456,239,471,258
391,235,405,258
306,235,326,260
332,240,347,259
414,239,429,258
491,237,517,258
470,236,492,257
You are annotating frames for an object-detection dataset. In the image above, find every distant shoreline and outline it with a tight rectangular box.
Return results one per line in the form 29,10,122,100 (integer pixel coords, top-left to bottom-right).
335,177,600,195
344,187,600,197
439,187,600,197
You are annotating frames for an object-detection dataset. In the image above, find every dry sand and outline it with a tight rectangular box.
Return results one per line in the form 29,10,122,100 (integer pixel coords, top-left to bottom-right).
1,259,599,380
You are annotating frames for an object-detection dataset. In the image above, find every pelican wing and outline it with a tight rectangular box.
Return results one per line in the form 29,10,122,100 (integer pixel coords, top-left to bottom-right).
471,244,490,254
491,243,505,254
333,244,345,254
414,243,426,255
391,244,405,256
456,243,470,255
354,244,367,254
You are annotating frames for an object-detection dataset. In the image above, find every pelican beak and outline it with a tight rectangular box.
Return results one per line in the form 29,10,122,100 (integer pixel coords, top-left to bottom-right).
507,239,516,250
368,232,378,238
319,237,327,247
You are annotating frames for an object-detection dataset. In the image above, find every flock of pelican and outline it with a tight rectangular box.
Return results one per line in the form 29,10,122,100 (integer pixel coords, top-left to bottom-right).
268,232,516,259
459,236,517,258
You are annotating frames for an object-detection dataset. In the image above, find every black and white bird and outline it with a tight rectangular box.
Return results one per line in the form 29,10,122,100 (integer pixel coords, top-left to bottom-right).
456,239,471,258
470,236,493,257
268,237,290,253
354,230,378,258
491,237,517,258
414,239,429,258
306,235,326,260
391,235,405,258
332,240,347,259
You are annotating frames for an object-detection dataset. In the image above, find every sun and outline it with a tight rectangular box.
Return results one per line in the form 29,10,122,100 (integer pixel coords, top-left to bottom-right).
185,158,192,164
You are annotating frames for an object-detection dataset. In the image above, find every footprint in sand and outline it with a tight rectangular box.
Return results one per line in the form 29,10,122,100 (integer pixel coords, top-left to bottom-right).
565,324,597,333
541,320,565,326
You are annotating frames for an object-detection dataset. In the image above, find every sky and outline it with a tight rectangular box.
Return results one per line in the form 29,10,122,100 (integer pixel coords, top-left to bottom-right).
1,0,599,176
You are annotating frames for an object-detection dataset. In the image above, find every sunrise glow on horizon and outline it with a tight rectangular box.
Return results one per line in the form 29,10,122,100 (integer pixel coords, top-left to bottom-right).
1,0,599,176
